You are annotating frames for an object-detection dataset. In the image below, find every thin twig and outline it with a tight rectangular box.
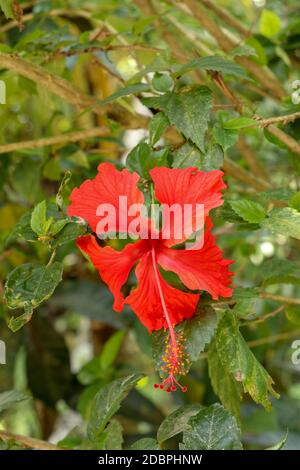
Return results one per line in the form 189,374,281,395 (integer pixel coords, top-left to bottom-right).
248,329,300,348
0,431,62,450
261,292,300,306
0,127,108,155
241,305,285,327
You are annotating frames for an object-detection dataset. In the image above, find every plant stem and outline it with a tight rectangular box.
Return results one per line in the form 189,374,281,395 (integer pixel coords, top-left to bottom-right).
0,431,62,450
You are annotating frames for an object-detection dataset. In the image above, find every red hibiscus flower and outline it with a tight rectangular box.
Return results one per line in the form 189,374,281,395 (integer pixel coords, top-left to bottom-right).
68,162,234,392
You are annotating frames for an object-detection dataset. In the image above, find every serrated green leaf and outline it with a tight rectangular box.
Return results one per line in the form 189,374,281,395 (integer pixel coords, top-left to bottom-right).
224,117,256,129
258,258,300,285
230,199,266,223
213,124,238,151
0,390,30,413
30,200,48,236
162,86,212,152
180,403,242,450
5,262,63,323
215,311,279,410
261,207,300,239
174,56,249,80
87,374,144,442
130,438,160,450
126,142,169,179
208,341,242,421
157,404,202,444
149,112,169,146
172,141,223,171
260,9,281,38
232,287,261,318
100,419,123,450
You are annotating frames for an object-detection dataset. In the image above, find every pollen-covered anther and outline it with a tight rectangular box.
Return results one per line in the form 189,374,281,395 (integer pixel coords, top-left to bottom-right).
153,331,189,393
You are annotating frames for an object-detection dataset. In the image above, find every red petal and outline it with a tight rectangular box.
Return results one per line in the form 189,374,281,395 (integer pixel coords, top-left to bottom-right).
68,162,145,235
150,167,226,246
157,228,234,300
126,251,199,332
77,235,149,311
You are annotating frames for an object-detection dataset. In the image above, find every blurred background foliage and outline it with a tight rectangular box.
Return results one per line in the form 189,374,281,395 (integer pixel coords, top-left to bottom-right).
0,0,300,450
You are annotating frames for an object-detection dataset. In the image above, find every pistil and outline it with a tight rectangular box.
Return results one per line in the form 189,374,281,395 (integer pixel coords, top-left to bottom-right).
151,248,189,392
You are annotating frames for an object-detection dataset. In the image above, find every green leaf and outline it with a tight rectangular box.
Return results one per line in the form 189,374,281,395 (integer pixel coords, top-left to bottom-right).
51,219,87,248
232,287,261,318
213,124,238,151
157,404,202,444
261,207,300,240
180,403,243,450
162,86,212,152
208,341,242,421
152,73,174,92
0,0,13,19
30,200,48,236
258,258,300,285
174,56,249,80
0,390,30,413
130,438,160,450
172,142,202,169
230,199,266,223
266,430,288,450
172,141,223,171
126,142,169,179
204,143,224,171
99,330,125,370
285,306,300,326
149,112,169,146
152,306,218,374
215,311,279,410
5,262,63,328
87,374,144,442
99,419,123,450
101,83,149,105
289,192,300,211
224,117,256,129
260,9,281,38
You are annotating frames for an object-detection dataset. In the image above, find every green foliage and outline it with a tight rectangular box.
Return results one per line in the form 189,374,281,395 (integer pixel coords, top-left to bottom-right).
87,374,144,442
0,390,30,413
262,208,300,239
180,404,243,450
152,306,218,375
215,311,279,411
230,200,266,224
5,262,63,330
0,0,299,452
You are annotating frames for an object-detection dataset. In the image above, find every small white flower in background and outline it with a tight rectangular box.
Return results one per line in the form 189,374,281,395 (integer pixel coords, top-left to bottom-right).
291,80,300,105
252,0,266,7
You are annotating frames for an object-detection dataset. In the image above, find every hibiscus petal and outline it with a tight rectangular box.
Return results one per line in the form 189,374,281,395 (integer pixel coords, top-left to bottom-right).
68,162,145,235
77,235,149,311
156,228,234,300
126,251,199,332
150,167,226,246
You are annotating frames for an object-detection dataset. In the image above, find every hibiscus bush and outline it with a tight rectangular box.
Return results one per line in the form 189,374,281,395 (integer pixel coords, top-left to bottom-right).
0,0,300,451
